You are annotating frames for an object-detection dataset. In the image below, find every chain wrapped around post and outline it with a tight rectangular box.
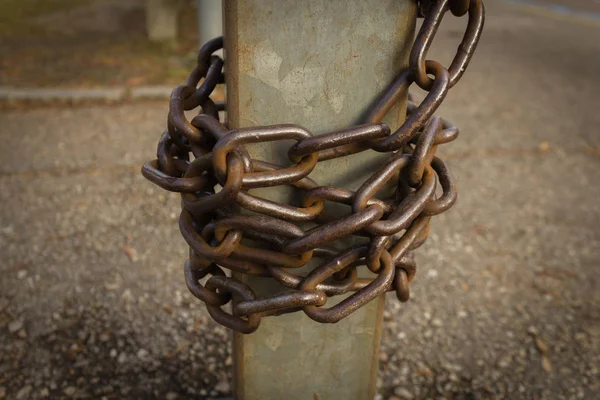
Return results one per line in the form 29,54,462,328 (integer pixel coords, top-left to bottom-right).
142,0,484,333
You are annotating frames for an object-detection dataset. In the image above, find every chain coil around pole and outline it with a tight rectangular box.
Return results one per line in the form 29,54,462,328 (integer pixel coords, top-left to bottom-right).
142,0,485,333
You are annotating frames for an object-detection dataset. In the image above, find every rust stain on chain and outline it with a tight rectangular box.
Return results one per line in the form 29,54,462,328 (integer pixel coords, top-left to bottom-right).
141,0,485,333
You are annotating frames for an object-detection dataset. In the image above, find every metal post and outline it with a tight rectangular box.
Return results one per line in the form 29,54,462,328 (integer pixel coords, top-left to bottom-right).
146,0,181,41
197,0,223,49
223,1,416,399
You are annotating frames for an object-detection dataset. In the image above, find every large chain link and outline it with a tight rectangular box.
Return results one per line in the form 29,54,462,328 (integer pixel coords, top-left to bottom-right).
142,0,485,333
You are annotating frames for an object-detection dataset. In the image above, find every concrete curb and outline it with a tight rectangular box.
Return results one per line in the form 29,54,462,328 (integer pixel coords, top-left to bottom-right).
0,86,175,106
130,86,174,100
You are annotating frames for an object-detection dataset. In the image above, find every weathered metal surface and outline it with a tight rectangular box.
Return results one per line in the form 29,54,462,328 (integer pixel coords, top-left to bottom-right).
141,0,484,398
224,1,413,399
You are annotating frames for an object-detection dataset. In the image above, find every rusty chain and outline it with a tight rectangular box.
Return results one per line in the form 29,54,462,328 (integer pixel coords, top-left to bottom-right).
142,0,484,333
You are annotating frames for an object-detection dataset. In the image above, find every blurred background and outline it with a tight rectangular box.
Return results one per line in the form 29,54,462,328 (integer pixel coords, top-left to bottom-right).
0,0,199,88
1,0,599,399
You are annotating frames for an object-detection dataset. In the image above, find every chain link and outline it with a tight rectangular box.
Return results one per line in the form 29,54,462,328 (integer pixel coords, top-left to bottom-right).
142,0,485,333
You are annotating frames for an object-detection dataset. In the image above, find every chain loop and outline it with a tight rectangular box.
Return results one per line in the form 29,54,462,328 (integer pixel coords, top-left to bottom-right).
204,276,261,334
142,1,485,333
410,0,484,90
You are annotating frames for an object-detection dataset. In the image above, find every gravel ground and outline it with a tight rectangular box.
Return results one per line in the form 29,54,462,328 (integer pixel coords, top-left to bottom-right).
1,1,599,399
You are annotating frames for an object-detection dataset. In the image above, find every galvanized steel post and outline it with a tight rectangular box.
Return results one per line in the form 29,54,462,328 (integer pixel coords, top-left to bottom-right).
197,0,223,50
223,1,416,398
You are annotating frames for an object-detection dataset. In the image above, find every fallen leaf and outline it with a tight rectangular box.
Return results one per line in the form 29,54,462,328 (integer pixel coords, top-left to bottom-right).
489,265,501,276
9,263,28,271
538,141,550,151
585,146,600,156
534,337,548,354
541,356,552,373
104,279,121,291
539,268,578,280
122,245,138,262
165,341,190,359
65,348,78,361
473,224,488,235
